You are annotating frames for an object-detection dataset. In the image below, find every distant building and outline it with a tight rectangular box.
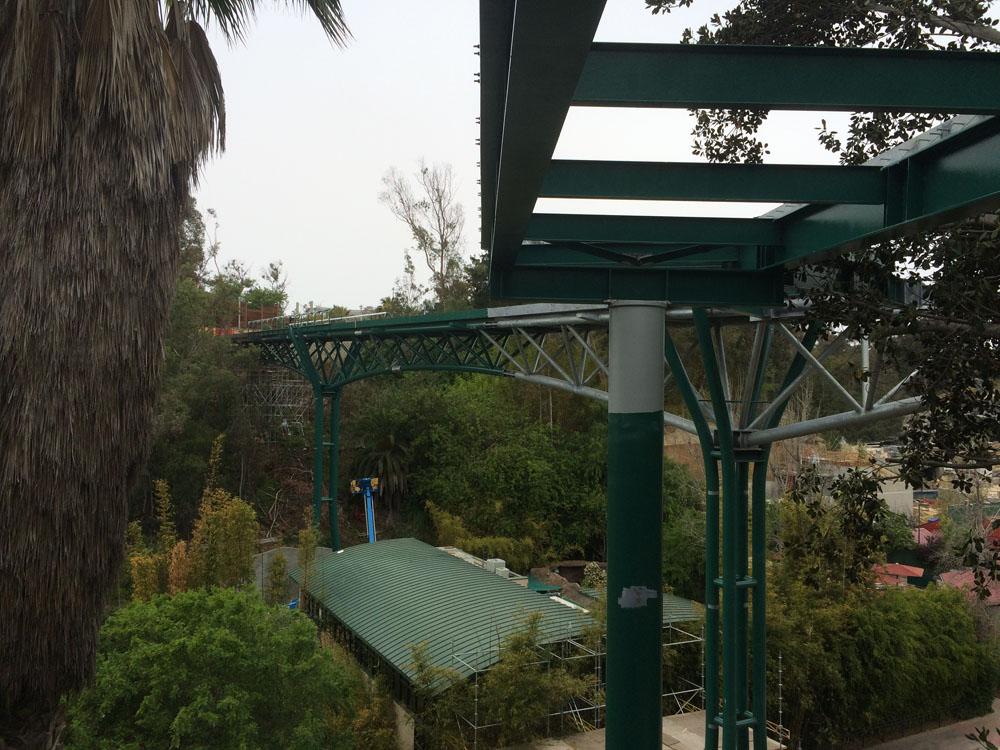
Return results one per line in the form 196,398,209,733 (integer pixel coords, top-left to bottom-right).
939,569,1000,605
874,563,925,588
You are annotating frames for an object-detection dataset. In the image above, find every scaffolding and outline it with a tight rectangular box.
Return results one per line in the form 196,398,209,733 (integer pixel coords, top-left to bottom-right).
244,366,313,440
446,621,705,749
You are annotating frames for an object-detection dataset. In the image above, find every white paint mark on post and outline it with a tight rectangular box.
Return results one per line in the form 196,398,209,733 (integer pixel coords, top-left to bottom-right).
618,585,658,609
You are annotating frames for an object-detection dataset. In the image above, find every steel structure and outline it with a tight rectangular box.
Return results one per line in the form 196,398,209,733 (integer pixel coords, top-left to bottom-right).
476,2,1000,749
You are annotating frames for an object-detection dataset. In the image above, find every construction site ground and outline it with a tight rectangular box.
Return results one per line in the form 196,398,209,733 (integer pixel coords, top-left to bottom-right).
503,711,778,750
505,699,1000,750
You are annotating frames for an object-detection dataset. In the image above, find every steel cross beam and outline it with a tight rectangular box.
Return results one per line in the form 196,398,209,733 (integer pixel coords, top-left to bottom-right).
479,2,1000,304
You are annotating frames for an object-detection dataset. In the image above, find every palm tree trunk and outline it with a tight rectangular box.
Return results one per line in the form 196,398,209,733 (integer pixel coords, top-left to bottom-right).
0,2,205,741
1,706,65,750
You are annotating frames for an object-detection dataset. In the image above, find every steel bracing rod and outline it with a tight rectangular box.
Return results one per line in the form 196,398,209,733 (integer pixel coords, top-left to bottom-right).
713,323,734,424
738,322,769,430
875,369,918,407
694,309,743,750
569,328,608,385
746,331,850,431
664,338,699,388
479,331,528,373
664,339,717,426
561,327,580,384
776,324,864,414
746,396,923,446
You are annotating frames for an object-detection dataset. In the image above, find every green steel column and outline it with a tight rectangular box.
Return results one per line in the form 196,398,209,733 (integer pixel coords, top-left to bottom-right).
751,458,770,750
664,330,719,749
694,310,740,750
312,392,324,530
746,326,774,750
606,301,665,750
736,462,750,750
704,460,721,749
328,390,342,551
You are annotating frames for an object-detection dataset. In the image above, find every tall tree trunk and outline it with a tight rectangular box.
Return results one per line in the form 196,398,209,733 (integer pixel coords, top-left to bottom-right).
0,2,213,743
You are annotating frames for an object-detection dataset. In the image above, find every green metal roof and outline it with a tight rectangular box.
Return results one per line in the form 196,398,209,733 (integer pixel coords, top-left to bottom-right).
578,587,704,626
290,538,591,687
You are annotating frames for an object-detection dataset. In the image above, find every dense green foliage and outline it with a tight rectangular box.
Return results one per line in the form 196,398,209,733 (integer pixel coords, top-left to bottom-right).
409,614,592,749
341,373,609,564
65,589,360,750
767,581,998,747
133,200,302,536
766,490,1000,747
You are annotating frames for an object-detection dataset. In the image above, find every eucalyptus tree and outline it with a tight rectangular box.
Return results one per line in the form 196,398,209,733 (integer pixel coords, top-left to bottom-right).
0,2,347,746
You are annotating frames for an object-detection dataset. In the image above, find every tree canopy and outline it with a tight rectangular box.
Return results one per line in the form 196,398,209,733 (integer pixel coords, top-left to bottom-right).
65,588,359,750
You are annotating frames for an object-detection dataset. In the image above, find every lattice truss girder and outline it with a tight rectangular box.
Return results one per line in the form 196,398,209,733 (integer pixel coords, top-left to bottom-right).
243,304,921,447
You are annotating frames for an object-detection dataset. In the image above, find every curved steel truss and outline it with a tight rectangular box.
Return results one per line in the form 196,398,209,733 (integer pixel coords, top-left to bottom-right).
237,302,921,446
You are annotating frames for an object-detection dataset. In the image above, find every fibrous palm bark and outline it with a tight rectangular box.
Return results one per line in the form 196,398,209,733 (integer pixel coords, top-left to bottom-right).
0,2,345,746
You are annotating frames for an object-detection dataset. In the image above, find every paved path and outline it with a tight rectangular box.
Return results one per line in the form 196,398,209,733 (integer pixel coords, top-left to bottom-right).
866,699,1000,750
504,712,776,750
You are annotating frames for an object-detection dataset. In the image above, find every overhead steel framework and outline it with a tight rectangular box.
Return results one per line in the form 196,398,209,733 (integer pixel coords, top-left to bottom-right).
477,1,1000,748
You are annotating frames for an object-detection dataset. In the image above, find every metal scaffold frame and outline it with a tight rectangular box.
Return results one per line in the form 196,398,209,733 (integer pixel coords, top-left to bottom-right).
445,619,704,750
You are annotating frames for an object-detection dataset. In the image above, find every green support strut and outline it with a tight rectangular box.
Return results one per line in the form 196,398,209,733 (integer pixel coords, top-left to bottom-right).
606,301,665,749
327,390,342,551
312,391,324,530
664,329,719,749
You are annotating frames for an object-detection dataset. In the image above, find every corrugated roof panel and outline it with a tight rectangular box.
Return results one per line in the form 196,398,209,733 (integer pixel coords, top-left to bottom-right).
290,538,591,686
578,587,704,626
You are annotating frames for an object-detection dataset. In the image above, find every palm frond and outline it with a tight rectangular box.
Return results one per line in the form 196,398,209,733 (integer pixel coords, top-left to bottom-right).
190,0,351,46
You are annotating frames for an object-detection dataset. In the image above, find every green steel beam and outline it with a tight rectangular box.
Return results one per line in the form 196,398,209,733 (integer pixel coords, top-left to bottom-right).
513,243,751,268
773,116,1000,268
478,0,515,253
485,0,607,283
540,160,885,204
492,266,786,305
574,43,1000,114
526,214,782,247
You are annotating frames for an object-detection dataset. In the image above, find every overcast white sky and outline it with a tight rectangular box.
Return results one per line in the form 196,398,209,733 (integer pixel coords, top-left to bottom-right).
194,1,845,310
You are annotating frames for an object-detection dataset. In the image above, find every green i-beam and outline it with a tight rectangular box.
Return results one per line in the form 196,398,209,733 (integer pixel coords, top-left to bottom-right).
606,301,665,749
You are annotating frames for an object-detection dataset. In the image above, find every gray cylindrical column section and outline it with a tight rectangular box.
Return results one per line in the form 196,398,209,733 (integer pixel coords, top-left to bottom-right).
606,301,666,749
609,301,668,414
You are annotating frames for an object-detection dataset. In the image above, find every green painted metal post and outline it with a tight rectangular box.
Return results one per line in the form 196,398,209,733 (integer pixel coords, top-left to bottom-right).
736,462,750,750
664,330,719,748
694,310,741,750
312,392,324,530
751,458,769,750
328,390,342,551
606,301,665,749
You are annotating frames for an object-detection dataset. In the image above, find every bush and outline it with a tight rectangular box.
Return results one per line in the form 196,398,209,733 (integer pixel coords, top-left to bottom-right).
65,588,360,750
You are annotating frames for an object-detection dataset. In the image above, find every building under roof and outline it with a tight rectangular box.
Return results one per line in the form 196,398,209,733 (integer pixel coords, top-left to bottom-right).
291,538,704,711
291,538,592,707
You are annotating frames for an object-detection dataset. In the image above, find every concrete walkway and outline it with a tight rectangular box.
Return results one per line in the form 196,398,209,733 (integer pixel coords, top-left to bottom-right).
866,698,1000,750
504,712,777,750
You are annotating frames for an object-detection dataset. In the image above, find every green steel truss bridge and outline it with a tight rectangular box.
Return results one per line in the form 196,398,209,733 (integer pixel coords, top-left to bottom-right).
237,1,1000,747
